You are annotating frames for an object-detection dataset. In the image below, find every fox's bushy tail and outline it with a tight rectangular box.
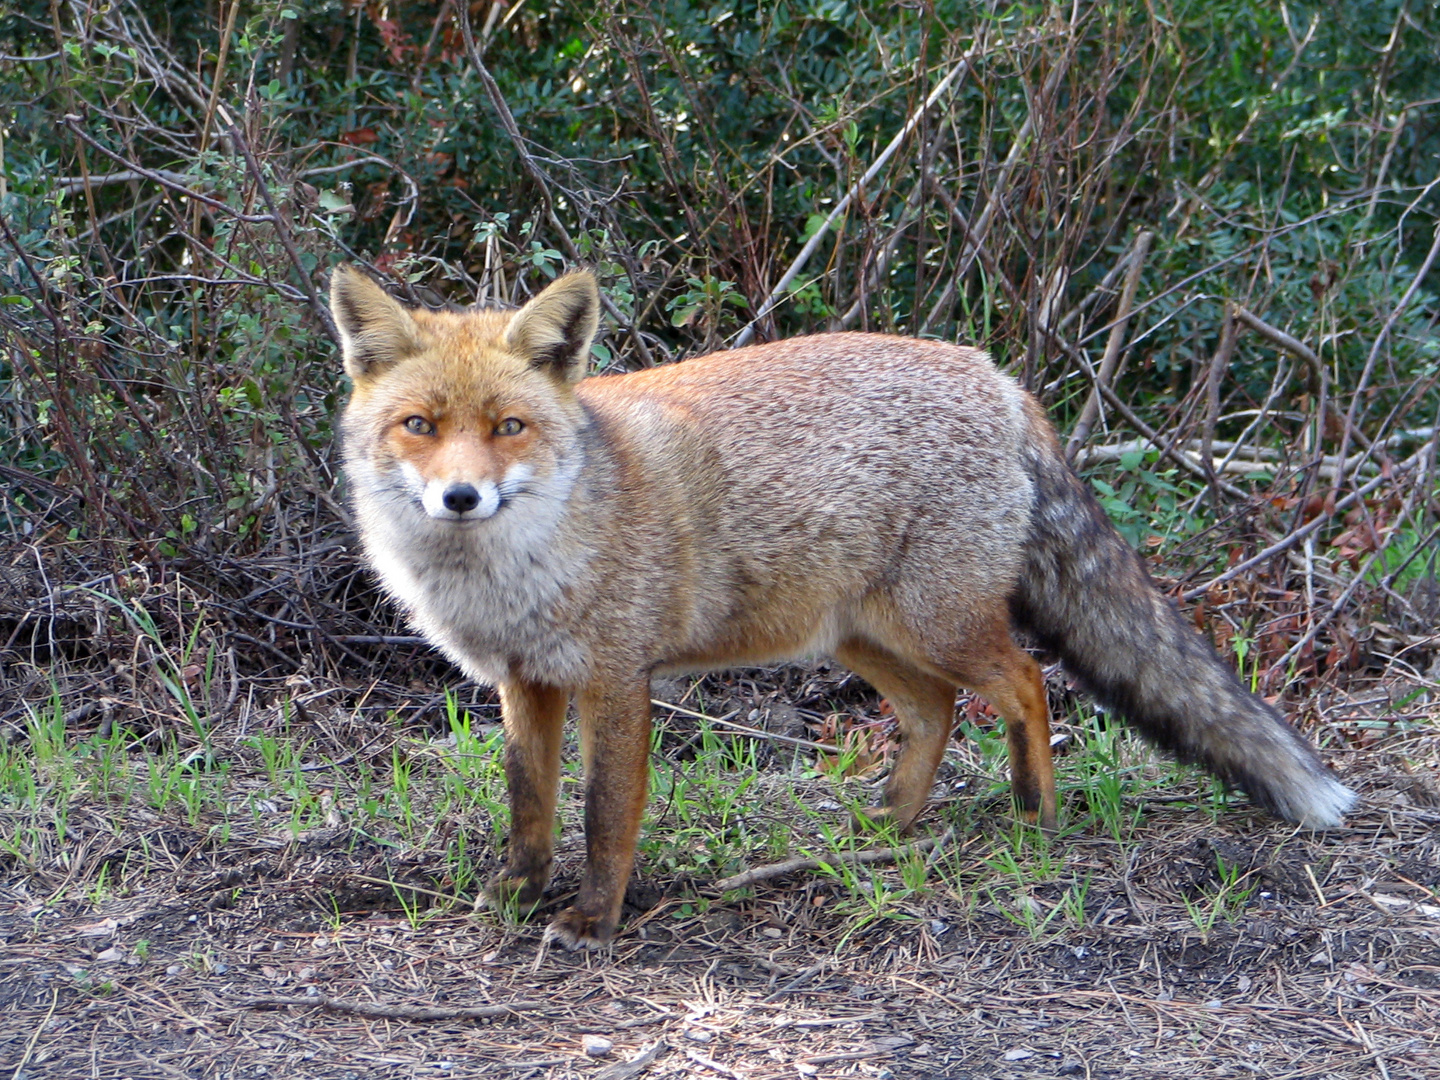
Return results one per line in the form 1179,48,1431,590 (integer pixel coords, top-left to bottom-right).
1009,418,1355,827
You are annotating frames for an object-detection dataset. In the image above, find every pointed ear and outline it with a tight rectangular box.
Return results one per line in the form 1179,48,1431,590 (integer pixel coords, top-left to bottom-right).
329,264,421,379
504,272,600,384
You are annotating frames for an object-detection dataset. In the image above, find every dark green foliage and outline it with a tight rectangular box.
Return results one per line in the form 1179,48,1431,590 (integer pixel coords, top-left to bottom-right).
1,1,1436,596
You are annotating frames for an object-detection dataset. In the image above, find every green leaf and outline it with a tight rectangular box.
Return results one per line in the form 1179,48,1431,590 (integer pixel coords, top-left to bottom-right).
318,190,351,212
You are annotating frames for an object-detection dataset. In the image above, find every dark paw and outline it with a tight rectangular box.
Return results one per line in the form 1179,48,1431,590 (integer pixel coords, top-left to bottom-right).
484,869,547,914
542,906,616,950
852,805,920,836
850,805,895,833
1017,805,1059,835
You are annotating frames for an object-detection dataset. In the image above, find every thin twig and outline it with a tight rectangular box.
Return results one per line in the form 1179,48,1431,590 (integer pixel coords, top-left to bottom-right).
234,994,545,1021
732,49,980,347
1059,337,1249,499
1331,220,1440,493
229,124,340,345
710,828,956,893
1230,304,1323,379
1181,450,1423,602
9,989,57,1080
651,699,833,753
193,0,242,236
1066,230,1153,459
454,4,653,367
59,117,276,223
1200,305,1239,503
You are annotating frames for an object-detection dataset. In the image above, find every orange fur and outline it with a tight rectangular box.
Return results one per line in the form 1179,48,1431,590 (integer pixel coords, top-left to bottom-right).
331,267,1353,948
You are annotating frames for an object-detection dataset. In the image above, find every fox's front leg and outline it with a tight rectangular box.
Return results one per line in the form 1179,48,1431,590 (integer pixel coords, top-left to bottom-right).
544,674,652,949
487,680,568,910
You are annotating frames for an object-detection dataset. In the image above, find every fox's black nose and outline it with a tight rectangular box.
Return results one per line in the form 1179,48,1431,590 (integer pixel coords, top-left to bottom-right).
443,484,480,514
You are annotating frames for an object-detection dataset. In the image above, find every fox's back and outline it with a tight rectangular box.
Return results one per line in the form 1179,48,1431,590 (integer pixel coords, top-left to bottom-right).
581,333,1032,486
579,333,1033,518
574,334,1039,657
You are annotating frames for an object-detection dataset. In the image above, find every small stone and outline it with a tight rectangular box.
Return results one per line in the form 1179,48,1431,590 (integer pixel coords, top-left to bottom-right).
582,1035,613,1057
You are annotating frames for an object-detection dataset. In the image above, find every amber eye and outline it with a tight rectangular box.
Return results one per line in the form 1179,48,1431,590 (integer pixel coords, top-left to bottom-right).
495,417,525,436
403,416,435,435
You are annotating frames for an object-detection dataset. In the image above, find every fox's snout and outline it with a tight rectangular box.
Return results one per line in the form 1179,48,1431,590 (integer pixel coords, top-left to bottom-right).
409,466,504,521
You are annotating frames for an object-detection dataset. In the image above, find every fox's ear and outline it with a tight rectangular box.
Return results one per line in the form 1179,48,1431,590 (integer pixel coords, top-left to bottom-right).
504,271,600,384
330,265,421,379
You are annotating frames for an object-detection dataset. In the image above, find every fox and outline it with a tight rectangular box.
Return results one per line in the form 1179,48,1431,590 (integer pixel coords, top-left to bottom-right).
329,264,1355,949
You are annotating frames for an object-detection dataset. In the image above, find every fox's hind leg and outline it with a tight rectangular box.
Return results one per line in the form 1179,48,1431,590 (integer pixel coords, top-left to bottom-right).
488,680,568,910
836,639,958,833
936,621,1057,832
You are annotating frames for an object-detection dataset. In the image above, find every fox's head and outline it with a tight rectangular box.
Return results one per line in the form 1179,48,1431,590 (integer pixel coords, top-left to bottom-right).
331,267,599,525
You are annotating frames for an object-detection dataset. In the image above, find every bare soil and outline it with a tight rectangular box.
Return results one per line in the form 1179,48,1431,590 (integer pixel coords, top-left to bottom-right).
1,691,1437,1080
3,547,1439,1078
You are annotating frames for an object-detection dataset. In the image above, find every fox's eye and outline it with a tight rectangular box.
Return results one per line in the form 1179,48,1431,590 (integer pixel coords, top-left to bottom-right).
403,416,435,435
495,417,525,436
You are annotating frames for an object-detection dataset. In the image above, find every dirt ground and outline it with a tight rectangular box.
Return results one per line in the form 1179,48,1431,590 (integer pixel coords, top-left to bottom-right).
2,693,1438,1080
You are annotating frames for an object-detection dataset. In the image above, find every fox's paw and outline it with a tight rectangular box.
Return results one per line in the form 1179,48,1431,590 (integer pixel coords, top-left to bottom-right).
1016,804,1059,835
850,805,896,834
483,870,547,914
850,805,925,836
542,906,617,951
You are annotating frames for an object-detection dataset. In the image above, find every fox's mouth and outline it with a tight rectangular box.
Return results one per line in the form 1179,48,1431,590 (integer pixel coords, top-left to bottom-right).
426,498,507,523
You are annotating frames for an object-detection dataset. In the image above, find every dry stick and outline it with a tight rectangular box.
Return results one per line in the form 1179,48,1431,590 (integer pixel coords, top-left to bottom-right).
60,118,275,223
1332,221,1440,495
1056,230,1152,335
1180,459,1409,603
1078,437,1378,479
653,699,998,788
838,170,931,329
1199,305,1239,504
1230,304,1323,378
1223,304,1347,491
1270,433,1437,674
0,209,106,510
235,994,544,1022
54,168,197,193
953,55,1068,288
593,1042,668,1080
731,47,980,348
1060,340,1248,499
924,167,1026,316
455,6,654,367
1064,229,1153,460
710,828,956,894
1274,545,1395,678
917,55,1071,338
193,0,242,237
651,699,832,753
9,989,58,1080
228,125,340,346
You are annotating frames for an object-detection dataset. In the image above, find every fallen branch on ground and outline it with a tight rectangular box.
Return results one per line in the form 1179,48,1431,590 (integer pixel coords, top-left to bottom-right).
710,827,957,893
233,993,545,1021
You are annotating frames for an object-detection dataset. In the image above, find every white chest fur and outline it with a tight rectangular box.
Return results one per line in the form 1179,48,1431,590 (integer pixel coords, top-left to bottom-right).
351,466,593,687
